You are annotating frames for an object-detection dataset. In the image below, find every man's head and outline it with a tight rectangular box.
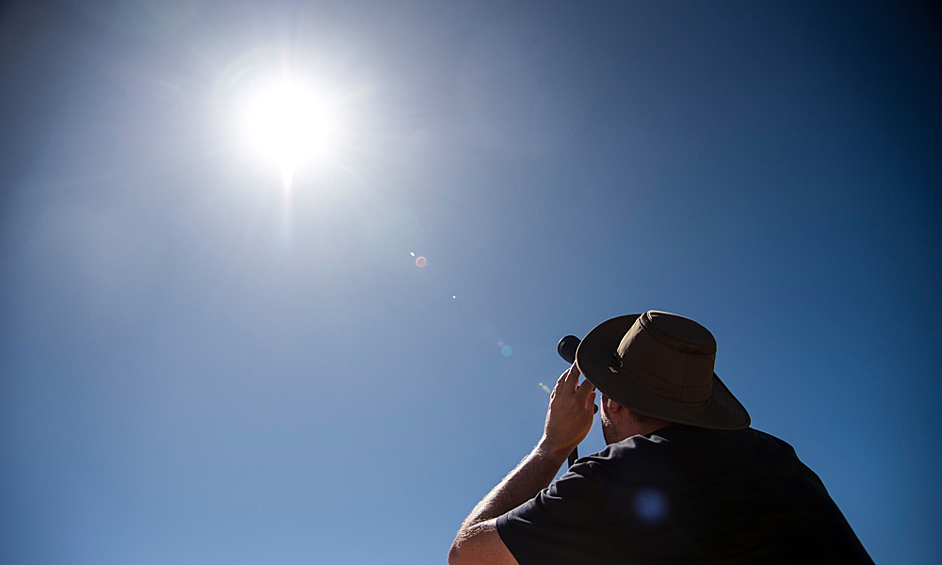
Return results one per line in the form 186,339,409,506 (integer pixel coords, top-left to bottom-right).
577,311,750,432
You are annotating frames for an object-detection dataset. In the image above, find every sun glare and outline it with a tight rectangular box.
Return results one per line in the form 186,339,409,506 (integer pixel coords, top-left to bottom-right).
243,82,337,172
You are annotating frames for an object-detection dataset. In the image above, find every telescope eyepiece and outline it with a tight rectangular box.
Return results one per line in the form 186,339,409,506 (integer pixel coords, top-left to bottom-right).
557,335,581,365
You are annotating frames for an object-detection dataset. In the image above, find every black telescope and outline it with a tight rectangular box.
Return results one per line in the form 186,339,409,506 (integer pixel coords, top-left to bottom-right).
557,335,585,467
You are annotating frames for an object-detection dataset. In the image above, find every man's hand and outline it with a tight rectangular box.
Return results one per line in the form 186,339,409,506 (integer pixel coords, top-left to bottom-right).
541,364,596,455
448,364,596,565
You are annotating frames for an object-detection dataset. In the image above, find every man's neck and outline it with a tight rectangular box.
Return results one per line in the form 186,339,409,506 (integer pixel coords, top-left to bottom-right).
615,421,675,443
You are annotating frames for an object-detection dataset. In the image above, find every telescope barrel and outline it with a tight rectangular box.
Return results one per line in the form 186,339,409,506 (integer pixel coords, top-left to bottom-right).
557,335,583,467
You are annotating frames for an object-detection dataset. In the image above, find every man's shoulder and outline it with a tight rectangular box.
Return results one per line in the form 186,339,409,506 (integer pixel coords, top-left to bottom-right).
590,425,765,454
581,426,802,477
646,425,797,453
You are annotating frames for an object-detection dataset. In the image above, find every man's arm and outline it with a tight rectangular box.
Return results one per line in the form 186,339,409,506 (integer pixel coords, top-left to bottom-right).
448,364,596,565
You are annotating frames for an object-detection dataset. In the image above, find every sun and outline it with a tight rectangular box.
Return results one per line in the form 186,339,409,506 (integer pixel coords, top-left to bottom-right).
242,81,338,172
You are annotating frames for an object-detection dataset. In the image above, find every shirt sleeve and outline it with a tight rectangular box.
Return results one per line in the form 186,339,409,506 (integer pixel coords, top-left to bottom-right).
495,460,607,565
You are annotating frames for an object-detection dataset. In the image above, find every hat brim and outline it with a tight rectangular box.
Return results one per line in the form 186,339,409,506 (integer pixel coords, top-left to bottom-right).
576,314,751,430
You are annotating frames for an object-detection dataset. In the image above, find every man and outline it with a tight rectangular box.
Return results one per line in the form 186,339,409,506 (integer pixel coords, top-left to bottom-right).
449,311,874,565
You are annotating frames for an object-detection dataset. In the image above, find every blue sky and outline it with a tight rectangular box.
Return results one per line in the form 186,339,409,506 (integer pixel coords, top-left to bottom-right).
1,1,940,564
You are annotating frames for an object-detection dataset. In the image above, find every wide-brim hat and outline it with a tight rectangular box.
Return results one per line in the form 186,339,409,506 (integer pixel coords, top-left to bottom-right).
576,311,750,430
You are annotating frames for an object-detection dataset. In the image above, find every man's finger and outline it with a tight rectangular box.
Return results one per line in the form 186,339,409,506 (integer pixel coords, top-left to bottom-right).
576,378,595,402
554,367,569,388
562,363,581,392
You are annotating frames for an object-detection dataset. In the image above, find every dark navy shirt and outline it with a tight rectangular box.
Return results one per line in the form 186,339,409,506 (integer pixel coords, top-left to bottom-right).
496,426,873,565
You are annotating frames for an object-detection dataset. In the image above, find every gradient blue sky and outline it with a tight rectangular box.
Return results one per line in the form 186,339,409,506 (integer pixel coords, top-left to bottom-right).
2,1,940,564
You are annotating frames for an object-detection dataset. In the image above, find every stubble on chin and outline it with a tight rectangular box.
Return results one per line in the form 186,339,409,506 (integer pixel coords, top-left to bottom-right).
601,414,618,444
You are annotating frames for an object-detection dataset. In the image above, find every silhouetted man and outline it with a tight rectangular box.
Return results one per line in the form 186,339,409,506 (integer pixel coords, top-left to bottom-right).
449,311,874,565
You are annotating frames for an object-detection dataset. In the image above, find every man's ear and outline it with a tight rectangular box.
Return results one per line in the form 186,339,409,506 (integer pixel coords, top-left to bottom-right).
605,397,625,413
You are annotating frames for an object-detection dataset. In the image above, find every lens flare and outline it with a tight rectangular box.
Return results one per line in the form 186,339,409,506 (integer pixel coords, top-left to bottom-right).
634,488,668,524
415,256,427,267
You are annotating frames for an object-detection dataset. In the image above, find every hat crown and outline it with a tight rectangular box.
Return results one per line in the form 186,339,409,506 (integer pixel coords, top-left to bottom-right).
616,311,717,405
639,311,716,355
